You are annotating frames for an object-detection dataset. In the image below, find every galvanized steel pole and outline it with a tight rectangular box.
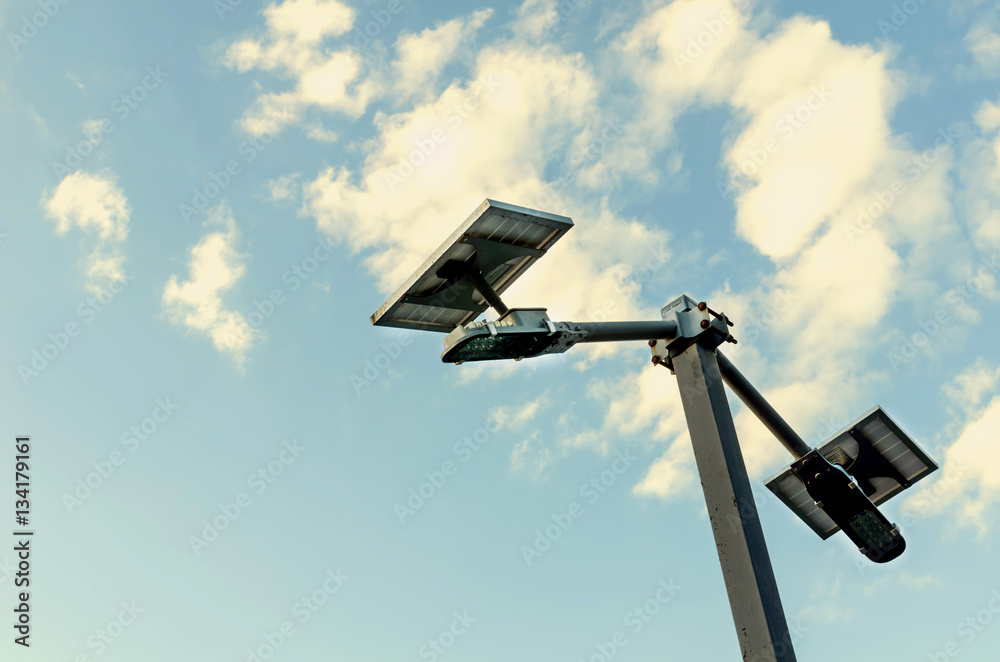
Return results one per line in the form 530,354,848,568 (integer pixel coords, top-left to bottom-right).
671,342,797,662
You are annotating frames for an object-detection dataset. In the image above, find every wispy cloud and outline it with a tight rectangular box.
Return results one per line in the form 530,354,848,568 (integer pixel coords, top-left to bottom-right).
393,9,493,101
162,203,261,367
231,0,990,508
41,169,131,294
903,357,1000,536
223,0,375,136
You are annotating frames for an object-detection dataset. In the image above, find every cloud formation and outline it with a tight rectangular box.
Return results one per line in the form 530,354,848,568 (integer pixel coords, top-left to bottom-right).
223,0,375,136
393,9,493,101
227,0,999,529
162,204,260,367
41,169,131,294
904,357,1000,535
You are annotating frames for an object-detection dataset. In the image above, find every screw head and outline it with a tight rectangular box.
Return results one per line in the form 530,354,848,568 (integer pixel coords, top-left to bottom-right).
700,319,710,329
651,355,661,365
648,339,657,347
697,301,707,311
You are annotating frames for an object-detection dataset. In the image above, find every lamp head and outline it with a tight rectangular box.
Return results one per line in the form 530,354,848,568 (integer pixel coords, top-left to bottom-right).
441,309,584,363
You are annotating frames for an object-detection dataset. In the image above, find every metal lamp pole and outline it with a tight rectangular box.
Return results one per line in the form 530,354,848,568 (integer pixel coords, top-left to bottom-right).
670,342,797,662
642,295,796,661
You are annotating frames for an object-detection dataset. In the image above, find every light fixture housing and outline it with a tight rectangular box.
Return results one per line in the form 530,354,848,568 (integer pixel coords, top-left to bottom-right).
765,406,938,558
441,309,585,363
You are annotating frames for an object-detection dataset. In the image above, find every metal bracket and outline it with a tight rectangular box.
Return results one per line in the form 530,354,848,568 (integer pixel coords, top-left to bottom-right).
650,295,737,373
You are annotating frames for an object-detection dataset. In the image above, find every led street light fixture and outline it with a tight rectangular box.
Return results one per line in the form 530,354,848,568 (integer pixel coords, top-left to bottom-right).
789,450,905,563
442,309,584,362
766,406,938,559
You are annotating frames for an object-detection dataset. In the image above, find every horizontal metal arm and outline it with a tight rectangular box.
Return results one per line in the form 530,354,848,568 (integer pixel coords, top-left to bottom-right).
716,351,812,459
572,321,678,343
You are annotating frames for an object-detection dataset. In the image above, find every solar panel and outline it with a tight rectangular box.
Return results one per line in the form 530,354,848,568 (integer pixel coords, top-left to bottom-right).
765,406,938,539
370,200,573,332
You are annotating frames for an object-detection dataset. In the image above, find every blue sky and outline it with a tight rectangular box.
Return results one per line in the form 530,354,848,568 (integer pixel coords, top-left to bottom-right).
2,0,1000,660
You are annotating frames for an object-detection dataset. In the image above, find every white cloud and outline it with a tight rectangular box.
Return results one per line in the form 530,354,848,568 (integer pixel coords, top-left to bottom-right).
494,394,549,429
510,430,556,480
901,358,1000,535
513,0,560,41
233,0,980,509
261,0,354,44
162,204,261,367
41,169,131,294
961,96,1000,248
607,0,752,183
943,356,1000,412
67,72,85,92
897,571,943,590
966,20,1000,77
305,123,339,142
587,2,962,499
81,118,104,135
632,436,697,500
393,9,492,101
300,38,667,348
267,173,301,202
223,0,376,137
862,570,944,598
723,18,898,259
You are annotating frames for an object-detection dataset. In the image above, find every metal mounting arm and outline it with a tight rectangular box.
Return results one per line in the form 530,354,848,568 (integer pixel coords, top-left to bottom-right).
715,351,812,459
572,320,678,343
